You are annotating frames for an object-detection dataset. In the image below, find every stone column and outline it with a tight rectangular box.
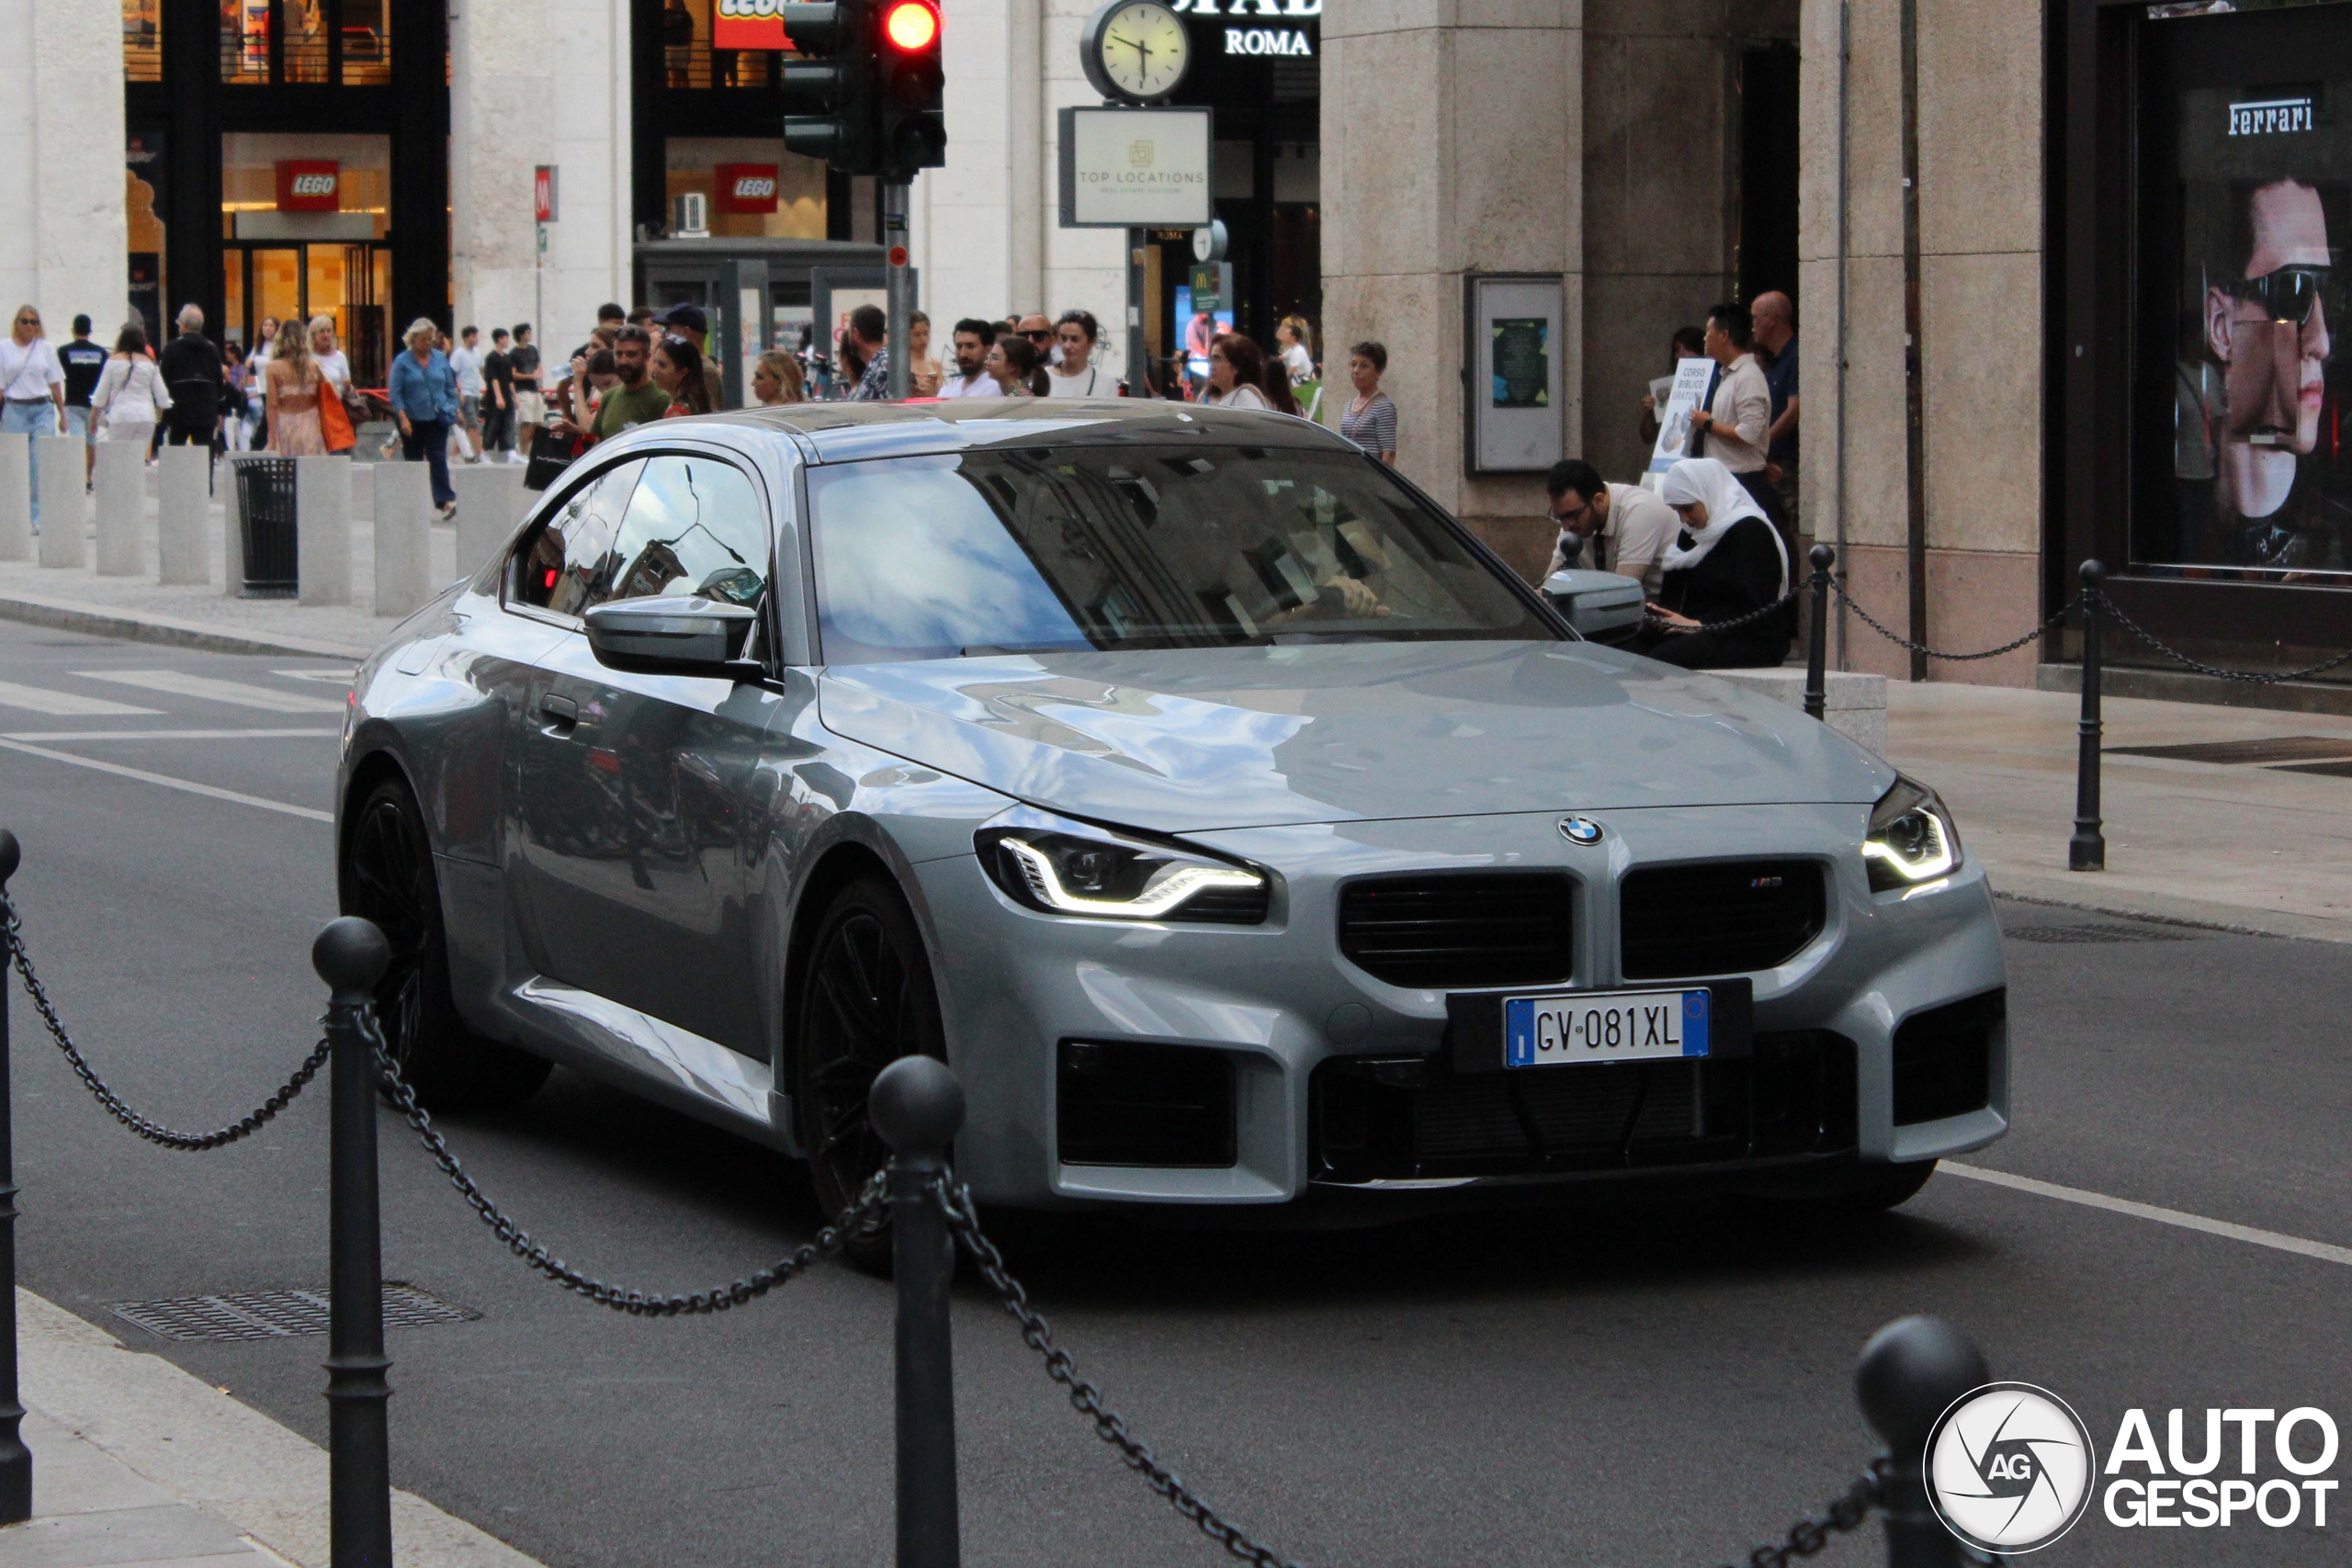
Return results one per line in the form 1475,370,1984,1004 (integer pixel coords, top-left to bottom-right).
450,464,526,580
296,456,353,606
156,446,210,586
92,439,146,577
5,1,130,338
0,436,28,562
35,434,85,569
1321,2,1583,581
373,459,434,620
452,0,559,338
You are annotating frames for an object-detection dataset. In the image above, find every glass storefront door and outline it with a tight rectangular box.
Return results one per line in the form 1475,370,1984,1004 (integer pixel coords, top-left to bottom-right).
223,243,391,387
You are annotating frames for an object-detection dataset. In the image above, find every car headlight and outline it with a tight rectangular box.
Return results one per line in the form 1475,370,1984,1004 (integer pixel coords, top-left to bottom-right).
1863,777,1962,892
977,826,1268,923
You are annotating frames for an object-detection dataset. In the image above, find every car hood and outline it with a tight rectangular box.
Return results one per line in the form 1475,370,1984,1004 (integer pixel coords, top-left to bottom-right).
817,641,1895,834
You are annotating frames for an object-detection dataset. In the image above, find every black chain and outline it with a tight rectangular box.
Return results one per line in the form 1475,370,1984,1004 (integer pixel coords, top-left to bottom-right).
1666,587,1803,637
366,1009,884,1314
1716,1464,1883,1568
2,897,332,1151
2094,592,2352,684
932,1173,1307,1568
1833,583,2078,661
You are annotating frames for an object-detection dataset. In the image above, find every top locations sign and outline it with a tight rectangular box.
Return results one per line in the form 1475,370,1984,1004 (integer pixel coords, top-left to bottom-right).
1057,106,1214,228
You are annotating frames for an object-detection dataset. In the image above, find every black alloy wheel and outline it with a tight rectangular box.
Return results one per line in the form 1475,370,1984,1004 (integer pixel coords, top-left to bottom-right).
796,875,946,1271
340,776,550,1111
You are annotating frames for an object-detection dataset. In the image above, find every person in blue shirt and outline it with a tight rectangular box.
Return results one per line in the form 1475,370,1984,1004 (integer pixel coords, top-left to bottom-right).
389,318,459,514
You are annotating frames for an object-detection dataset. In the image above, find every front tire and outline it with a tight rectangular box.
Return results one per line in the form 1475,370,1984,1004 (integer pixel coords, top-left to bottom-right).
340,775,551,1111
794,874,946,1272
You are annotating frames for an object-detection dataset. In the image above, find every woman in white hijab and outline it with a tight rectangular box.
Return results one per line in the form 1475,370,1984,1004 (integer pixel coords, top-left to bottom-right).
1633,457,1793,669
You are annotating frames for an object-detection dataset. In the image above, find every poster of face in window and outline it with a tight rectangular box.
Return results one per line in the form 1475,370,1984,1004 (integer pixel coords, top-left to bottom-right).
2164,42,2351,581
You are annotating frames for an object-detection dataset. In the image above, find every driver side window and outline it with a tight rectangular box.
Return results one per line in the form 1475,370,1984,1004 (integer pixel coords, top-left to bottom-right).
512,458,644,617
580,455,771,614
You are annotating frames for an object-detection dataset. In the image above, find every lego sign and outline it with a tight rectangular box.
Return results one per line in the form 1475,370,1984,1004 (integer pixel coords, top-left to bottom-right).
276,160,340,212
713,0,791,50
715,164,780,214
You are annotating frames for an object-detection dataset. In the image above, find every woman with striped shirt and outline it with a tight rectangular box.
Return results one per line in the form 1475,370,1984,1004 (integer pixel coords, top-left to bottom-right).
1340,340,1397,463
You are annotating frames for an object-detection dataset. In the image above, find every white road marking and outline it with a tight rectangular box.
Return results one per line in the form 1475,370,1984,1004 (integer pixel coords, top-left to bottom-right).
269,668,357,684
74,670,347,714
1943,1162,2352,1269
0,728,341,742
0,679,163,716
0,738,333,822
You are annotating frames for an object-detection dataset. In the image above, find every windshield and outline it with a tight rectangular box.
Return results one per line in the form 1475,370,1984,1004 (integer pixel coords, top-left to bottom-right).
807,445,1556,663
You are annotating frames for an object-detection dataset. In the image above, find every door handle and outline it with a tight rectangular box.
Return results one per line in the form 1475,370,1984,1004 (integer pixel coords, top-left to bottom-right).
538,694,579,733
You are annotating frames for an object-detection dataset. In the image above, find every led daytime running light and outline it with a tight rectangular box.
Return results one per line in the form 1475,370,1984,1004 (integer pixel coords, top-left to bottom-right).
1863,807,1957,884
1001,838,1261,919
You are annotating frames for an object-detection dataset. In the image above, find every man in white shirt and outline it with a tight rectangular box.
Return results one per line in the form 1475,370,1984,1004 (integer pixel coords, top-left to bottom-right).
1686,300,1771,476
450,325,484,460
2,304,65,529
938,319,1003,398
1543,459,1680,596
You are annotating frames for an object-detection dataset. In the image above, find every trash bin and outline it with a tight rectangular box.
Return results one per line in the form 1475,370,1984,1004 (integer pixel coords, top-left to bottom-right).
235,457,299,597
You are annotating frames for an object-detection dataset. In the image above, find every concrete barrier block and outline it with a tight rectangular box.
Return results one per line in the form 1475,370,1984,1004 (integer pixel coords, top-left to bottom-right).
295,455,353,607
373,458,434,619
450,463,526,581
1712,668,1889,757
350,461,374,521
0,434,28,561
156,446,211,586
93,438,146,577
36,434,86,569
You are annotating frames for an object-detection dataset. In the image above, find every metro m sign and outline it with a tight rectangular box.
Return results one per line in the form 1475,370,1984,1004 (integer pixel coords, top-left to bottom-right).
713,0,790,50
714,164,780,214
276,160,340,212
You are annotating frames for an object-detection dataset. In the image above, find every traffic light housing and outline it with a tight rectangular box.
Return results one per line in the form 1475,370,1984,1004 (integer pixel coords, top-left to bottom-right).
780,0,946,182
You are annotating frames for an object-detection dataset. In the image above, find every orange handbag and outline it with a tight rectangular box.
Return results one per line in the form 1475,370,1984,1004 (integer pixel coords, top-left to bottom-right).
319,384,356,452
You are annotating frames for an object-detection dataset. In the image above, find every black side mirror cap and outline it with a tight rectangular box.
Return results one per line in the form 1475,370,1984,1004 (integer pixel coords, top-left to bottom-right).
583,596,763,682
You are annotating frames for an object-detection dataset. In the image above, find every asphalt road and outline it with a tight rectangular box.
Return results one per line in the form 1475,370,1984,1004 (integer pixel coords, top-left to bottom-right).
2,615,2347,1568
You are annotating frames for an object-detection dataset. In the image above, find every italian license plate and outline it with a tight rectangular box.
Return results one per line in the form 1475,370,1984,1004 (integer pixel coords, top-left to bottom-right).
1503,988,1712,1068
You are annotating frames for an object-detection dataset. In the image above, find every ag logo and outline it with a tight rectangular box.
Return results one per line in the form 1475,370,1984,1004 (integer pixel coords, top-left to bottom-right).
1925,1382,2098,1553
1129,140,1157,168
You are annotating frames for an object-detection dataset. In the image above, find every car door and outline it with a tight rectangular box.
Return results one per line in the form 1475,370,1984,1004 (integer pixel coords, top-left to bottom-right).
514,447,786,1057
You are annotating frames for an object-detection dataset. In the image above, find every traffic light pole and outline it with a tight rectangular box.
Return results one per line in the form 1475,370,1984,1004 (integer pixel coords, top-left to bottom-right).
885,180,912,400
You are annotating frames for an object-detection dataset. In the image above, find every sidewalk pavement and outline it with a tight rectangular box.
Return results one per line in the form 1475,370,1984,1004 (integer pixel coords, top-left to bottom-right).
4,528,2348,942
0,1289,539,1568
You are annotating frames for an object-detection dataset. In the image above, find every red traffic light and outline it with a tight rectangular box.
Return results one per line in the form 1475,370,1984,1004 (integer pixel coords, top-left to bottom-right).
883,0,938,51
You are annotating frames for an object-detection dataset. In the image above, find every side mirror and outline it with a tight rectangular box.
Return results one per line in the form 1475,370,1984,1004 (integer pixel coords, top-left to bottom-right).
583,596,762,681
1543,569,1646,644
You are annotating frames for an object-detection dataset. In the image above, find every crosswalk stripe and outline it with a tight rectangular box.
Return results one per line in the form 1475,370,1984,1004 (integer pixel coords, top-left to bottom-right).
0,680,164,716
74,670,348,714
0,737,334,822
0,728,342,743
270,668,357,684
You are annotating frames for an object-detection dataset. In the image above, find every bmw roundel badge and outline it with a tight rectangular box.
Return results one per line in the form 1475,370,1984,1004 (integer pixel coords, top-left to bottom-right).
1558,816,1603,846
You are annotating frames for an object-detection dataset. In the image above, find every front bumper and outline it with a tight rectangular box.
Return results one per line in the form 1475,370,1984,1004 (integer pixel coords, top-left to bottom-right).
914,804,2008,1209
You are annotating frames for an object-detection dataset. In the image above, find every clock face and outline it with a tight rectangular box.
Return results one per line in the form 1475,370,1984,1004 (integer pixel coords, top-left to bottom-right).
1095,2,1189,100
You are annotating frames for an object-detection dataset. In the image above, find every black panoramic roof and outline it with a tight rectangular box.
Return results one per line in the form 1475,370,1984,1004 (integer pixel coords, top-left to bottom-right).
670,397,1357,463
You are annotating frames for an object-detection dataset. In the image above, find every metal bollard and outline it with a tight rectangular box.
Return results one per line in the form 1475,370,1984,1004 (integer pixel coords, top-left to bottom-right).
313,918,394,1568
869,1056,967,1568
1857,1314,1990,1567
2068,560,2106,872
0,832,34,1524
1804,543,1835,721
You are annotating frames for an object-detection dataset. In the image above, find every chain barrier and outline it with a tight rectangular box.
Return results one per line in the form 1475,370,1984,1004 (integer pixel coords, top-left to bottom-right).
365,1010,886,1314
2093,592,2352,685
932,1172,1311,1568
1667,587,1803,638
1,897,332,1152
1833,584,2078,663
1715,1464,1884,1568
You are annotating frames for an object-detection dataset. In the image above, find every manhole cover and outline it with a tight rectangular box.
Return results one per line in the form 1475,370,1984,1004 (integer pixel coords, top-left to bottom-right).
2004,924,2196,944
2107,736,2352,766
109,1283,479,1343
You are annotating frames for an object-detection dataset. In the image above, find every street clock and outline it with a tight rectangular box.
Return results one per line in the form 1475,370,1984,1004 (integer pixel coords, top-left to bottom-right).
1081,0,1191,103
